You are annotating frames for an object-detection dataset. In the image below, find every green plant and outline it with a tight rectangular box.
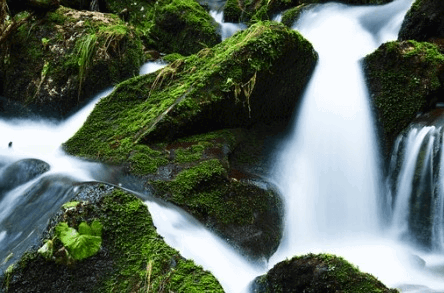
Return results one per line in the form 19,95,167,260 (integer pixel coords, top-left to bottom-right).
55,221,102,261
38,220,103,262
76,33,97,98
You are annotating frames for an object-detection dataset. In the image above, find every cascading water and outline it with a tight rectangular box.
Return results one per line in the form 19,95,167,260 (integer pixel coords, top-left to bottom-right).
271,0,414,256
210,10,246,40
388,111,444,251
3,1,444,293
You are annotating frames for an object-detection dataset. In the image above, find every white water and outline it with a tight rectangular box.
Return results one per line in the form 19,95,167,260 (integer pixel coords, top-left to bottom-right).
266,0,444,292
3,1,444,293
210,10,246,40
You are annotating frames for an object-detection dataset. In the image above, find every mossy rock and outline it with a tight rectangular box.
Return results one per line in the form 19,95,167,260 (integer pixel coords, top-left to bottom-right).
1,184,224,292
148,0,221,56
0,6,144,118
399,0,444,44
363,40,444,160
63,21,317,170
251,253,398,292
280,4,313,27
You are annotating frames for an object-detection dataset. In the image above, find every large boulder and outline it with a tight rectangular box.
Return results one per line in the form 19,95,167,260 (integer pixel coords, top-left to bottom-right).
63,21,317,260
1,184,224,292
0,6,144,118
399,0,444,43
363,40,444,160
64,21,317,169
251,253,398,293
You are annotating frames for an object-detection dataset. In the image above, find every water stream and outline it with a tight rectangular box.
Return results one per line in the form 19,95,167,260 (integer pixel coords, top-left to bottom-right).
2,1,444,293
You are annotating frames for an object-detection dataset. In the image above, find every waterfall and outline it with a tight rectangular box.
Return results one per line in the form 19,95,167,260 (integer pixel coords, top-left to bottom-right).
4,1,444,293
210,10,246,40
388,113,444,251
271,0,414,258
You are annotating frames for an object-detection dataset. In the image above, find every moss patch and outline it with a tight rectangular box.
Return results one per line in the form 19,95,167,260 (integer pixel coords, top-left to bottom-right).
252,253,398,293
364,40,444,159
2,186,224,292
64,21,317,171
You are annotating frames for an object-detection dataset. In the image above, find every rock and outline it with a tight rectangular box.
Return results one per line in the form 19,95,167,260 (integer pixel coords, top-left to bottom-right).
0,183,224,292
399,0,444,43
363,40,444,160
148,0,221,55
0,6,144,119
0,158,50,198
6,0,60,15
64,21,317,168
251,253,398,293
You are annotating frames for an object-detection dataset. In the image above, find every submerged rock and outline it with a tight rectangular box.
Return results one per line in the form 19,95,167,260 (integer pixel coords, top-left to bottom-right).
0,6,144,118
0,158,50,198
1,183,224,292
399,0,444,43
363,40,444,160
251,253,398,293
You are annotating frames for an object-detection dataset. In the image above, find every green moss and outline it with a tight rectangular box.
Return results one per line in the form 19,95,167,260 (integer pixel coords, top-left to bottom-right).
259,253,398,293
149,0,221,55
281,5,307,27
364,40,444,157
3,188,224,292
98,190,224,292
64,21,316,175
223,0,244,22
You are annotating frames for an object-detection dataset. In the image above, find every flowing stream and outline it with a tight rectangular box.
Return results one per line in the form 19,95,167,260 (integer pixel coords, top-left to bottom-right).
2,1,444,293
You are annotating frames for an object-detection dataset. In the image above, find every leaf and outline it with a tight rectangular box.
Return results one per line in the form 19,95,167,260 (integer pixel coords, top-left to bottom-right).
78,222,92,235
55,222,102,260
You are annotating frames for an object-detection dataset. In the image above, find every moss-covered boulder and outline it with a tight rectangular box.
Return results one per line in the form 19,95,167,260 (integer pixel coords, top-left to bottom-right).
64,21,317,167
148,0,221,56
63,21,316,259
399,0,444,44
363,40,444,159
1,184,224,292
0,6,144,118
251,254,398,293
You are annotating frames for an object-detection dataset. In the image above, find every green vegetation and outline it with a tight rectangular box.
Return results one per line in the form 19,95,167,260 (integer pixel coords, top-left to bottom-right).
254,253,398,292
364,40,444,157
76,34,97,95
3,188,224,292
64,21,317,175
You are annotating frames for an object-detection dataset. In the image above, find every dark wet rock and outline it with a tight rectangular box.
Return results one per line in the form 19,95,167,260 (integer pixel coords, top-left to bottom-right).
0,183,223,292
6,0,60,15
251,253,398,293
399,0,444,44
363,40,444,160
0,158,50,198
